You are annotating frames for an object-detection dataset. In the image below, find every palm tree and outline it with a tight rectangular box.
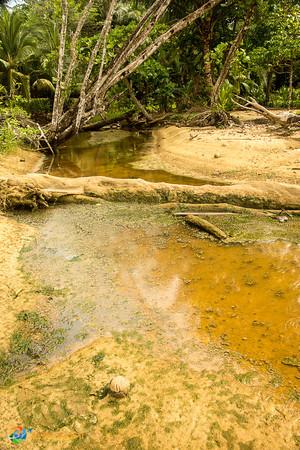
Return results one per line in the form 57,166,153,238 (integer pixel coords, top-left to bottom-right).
0,7,36,98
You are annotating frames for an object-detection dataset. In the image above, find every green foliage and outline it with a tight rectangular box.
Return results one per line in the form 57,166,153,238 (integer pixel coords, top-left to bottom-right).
0,8,37,97
124,436,144,450
26,98,52,114
0,102,39,153
210,42,230,77
215,80,234,112
132,58,176,112
269,87,300,108
0,0,298,121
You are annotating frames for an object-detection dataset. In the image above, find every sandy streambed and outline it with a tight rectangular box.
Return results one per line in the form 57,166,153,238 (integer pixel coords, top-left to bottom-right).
0,128,300,448
0,202,299,449
134,124,300,184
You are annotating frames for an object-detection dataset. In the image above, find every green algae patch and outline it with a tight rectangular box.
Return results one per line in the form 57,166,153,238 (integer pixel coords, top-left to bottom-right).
179,213,300,243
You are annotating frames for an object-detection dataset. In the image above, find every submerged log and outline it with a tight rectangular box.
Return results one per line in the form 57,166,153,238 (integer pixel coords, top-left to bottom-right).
0,174,300,211
174,211,236,216
161,202,300,216
184,215,227,240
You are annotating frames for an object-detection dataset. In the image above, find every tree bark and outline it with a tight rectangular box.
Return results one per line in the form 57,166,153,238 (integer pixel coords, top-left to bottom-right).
211,4,256,105
51,0,68,132
233,95,300,127
57,0,94,122
49,0,225,145
75,0,117,132
125,79,152,121
201,14,214,97
184,215,227,240
288,61,293,110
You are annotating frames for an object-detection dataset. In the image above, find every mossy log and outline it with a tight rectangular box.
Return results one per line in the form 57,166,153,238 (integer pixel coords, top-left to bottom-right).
160,203,300,216
184,215,227,240
0,174,300,211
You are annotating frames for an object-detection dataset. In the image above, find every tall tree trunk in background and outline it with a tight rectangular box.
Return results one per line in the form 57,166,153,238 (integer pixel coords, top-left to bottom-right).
75,0,117,133
288,61,293,110
47,0,225,145
265,70,273,106
200,14,214,98
8,67,13,98
51,0,68,132
211,4,256,106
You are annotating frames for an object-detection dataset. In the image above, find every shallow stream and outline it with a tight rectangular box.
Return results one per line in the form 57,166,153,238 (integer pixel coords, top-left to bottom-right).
31,130,300,392
17,202,300,390
45,130,224,185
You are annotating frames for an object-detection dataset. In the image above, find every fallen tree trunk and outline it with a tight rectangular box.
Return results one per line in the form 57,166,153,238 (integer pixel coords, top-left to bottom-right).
233,96,300,128
82,109,135,132
0,174,300,211
184,215,227,240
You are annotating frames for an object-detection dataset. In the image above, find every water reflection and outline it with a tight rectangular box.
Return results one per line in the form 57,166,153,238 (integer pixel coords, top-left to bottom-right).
45,130,219,186
117,233,300,385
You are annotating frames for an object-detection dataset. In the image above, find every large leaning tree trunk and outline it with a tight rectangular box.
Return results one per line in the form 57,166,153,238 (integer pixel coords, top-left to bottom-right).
47,0,225,146
210,3,256,106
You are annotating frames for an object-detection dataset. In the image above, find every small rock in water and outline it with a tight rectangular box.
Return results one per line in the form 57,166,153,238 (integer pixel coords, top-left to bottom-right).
109,376,130,398
214,153,221,159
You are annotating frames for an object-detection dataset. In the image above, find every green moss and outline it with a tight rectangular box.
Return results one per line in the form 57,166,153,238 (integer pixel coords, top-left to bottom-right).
35,285,66,297
235,371,257,385
124,436,144,450
222,427,237,450
0,310,65,386
238,441,255,450
135,404,151,422
106,411,134,435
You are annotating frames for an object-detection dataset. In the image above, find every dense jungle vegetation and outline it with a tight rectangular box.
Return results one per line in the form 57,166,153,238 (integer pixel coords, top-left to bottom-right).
0,0,299,150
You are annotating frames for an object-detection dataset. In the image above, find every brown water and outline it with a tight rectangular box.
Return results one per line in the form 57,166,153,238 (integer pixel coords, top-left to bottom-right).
117,230,300,387
46,130,221,185
18,203,300,389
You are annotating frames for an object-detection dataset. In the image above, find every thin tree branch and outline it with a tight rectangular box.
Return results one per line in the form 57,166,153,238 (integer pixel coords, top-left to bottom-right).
58,0,94,118
211,3,256,103
106,0,224,90
92,0,172,110
125,78,152,121
51,0,68,131
75,0,117,132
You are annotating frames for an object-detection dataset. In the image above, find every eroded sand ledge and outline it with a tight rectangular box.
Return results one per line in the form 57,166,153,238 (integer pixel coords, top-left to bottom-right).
1,173,300,210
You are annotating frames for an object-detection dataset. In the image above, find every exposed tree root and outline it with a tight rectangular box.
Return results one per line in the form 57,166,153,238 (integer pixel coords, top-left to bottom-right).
0,174,299,212
121,110,240,131
183,110,240,128
0,179,51,210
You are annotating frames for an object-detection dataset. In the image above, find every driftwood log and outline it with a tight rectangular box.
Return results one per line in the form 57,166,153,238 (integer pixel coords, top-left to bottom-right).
184,215,227,240
233,96,300,128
